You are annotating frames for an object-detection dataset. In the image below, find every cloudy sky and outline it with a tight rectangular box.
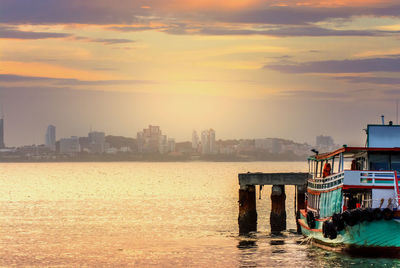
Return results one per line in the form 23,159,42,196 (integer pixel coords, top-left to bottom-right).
1,0,400,146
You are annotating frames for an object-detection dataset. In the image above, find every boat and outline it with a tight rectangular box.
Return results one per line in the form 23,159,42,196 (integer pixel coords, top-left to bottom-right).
298,120,400,256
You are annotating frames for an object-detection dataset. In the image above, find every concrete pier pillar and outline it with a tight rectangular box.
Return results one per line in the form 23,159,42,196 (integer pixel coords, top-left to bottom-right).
270,185,286,234
238,185,257,234
295,185,306,233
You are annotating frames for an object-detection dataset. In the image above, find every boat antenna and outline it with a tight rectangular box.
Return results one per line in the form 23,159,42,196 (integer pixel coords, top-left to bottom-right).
381,115,385,125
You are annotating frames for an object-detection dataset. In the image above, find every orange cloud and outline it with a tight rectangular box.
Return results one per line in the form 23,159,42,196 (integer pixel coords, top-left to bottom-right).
163,0,263,11
274,0,394,7
165,0,395,10
1,61,119,81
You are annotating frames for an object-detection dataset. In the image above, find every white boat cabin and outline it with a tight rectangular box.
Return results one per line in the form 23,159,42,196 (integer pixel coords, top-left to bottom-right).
307,124,400,217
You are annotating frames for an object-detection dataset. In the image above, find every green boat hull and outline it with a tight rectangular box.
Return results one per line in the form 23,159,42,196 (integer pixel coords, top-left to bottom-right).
299,212,400,249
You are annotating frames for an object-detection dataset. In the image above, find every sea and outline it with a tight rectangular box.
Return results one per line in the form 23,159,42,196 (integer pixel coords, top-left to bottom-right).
0,162,398,267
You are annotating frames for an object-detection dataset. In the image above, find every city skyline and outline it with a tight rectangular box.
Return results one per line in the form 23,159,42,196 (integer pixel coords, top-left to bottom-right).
0,117,342,149
0,122,337,162
1,1,400,147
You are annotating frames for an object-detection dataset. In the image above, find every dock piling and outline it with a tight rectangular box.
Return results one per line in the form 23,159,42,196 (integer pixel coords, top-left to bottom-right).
270,185,286,234
238,185,257,234
295,185,306,233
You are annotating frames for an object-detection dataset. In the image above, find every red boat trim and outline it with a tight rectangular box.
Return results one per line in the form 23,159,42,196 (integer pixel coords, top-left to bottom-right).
374,178,394,181
298,219,322,232
300,209,307,218
307,189,321,195
314,147,400,161
316,217,331,222
343,185,394,190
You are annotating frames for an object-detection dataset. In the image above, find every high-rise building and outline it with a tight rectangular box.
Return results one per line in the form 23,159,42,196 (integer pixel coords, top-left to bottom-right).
45,125,56,151
201,129,216,155
201,130,210,155
209,129,216,154
159,134,168,154
137,125,162,153
0,117,4,149
168,138,176,153
192,130,199,150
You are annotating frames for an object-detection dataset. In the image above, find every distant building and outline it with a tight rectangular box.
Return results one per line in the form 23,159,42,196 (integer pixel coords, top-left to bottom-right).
0,117,5,149
255,138,282,153
176,141,192,153
45,125,56,151
192,130,199,150
201,129,217,155
59,136,80,154
79,137,90,152
209,129,216,154
168,138,176,153
137,125,161,153
137,125,175,154
88,131,105,153
159,134,168,154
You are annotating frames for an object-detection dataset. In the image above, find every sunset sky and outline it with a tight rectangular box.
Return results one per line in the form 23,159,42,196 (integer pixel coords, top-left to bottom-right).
1,0,400,146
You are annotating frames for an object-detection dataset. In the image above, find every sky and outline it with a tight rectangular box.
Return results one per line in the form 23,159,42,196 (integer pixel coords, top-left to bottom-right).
1,0,400,147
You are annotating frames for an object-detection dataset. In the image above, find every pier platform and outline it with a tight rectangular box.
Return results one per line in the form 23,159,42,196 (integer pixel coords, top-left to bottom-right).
238,172,309,235
239,172,309,188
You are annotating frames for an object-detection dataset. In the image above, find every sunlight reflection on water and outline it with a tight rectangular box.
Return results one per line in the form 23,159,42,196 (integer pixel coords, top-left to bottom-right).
0,162,399,267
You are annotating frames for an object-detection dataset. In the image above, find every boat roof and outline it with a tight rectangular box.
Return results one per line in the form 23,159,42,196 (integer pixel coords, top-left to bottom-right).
309,147,400,161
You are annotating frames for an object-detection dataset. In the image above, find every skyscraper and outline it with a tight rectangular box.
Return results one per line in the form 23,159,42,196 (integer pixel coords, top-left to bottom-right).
192,130,199,150
201,129,216,155
137,125,162,153
45,125,56,151
0,115,5,149
209,129,216,154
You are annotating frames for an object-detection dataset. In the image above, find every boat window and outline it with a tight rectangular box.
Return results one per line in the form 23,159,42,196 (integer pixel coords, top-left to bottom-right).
369,154,390,171
391,154,400,172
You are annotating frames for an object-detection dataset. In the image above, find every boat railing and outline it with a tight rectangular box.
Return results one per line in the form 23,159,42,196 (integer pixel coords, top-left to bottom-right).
308,172,344,191
308,170,400,191
342,170,399,188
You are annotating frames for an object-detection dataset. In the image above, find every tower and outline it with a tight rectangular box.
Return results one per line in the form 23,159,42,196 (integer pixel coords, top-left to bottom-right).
0,106,5,149
45,125,56,151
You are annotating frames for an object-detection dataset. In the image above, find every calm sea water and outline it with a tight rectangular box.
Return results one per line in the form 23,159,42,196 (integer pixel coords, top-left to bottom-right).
0,162,399,267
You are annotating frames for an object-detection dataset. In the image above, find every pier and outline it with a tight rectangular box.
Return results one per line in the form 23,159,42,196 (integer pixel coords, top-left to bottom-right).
238,172,309,235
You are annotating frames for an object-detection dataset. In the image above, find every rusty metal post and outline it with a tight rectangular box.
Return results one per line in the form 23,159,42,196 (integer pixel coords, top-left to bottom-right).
238,185,257,234
295,185,306,234
270,185,286,234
